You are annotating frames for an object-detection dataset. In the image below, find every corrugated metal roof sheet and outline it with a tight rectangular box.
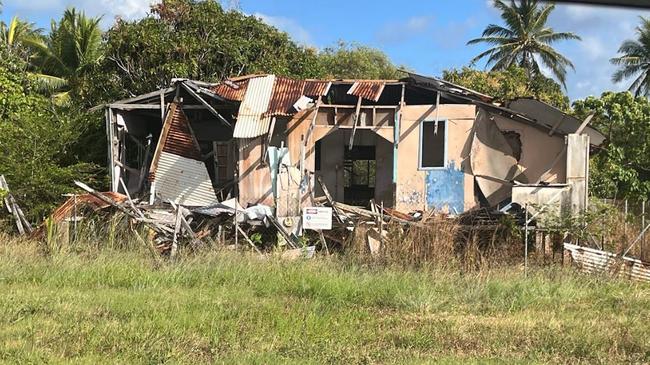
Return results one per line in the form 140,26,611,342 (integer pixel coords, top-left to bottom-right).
347,81,386,102
304,80,331,97
153,151,219,206
212,79,249,101
564,243,650,283
233,75,276,138
162,105,202,160
266,77,306,116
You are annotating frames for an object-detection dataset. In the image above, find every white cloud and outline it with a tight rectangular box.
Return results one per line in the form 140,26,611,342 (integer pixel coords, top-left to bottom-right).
547,3,650,100
4,0,156,28
100,0,154,20
580,36,606,60
253,12,313,46
376,15,435,44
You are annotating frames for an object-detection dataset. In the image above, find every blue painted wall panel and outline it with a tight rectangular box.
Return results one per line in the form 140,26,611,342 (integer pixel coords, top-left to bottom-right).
425,163,464,213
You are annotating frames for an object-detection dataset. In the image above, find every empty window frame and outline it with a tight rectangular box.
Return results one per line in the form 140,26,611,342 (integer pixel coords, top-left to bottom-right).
419,120,447,169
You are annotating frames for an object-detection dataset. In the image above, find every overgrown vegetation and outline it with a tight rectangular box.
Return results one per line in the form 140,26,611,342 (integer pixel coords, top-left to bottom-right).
0,52,101,222
443,66,570,110
574,92,650,200
0,236,648,364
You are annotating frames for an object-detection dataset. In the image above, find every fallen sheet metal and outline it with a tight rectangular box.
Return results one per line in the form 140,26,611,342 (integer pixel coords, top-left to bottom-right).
470,109,520,206
233,75,276,138
150,103,219,206
564,243,650,283
31,192,128,238
154,152,220,206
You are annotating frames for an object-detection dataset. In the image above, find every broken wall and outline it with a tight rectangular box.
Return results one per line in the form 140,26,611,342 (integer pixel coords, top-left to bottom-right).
492,114,566,184
238,137,273,207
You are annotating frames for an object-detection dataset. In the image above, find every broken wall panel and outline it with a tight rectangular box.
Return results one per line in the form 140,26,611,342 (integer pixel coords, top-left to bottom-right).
426,165,464,214
470,110,520,206
492,113,567,184
237,137,273,207
566,134,590,213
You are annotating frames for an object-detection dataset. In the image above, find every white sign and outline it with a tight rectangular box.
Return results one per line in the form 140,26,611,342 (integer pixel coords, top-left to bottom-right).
302,207,332,230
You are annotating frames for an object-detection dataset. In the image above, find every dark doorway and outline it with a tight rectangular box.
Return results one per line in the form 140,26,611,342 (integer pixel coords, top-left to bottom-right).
343,145,376,206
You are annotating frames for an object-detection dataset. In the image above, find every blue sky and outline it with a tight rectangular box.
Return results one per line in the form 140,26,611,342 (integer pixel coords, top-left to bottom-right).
2,0,649,101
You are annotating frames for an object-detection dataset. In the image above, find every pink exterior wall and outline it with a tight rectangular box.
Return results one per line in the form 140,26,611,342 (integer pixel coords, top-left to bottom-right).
238,104,568,212
492,114,566,184
238,137,273,207
395,104,477,212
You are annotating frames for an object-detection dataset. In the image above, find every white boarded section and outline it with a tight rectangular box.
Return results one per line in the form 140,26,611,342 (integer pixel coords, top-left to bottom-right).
233,75,276,138
153,152,219,206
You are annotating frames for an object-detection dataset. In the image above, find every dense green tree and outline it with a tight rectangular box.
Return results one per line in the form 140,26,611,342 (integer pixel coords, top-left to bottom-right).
0,52,101,222
573,92,650,200
27,8,103,104
92,0,322,104
317,41,401,80
443,66,569,110
611,17,650,97
468,0,580,87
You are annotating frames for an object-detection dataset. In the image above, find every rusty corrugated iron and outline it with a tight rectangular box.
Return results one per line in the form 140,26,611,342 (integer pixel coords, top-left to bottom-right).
266,77,306,116
162,104,202,160
212,78,249,101
564,243,650,283
233,75,276,138
31,192,128,238
347,81,386,102
304,80,331,97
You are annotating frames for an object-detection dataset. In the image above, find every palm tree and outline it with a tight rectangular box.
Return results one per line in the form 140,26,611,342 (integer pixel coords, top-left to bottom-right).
0,16,41,54
467,0,580,87
27,8,103,103
611,17,650,97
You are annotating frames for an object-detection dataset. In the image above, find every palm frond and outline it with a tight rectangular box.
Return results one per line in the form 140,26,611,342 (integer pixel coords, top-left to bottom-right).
29,72,69,91
536,31,581,44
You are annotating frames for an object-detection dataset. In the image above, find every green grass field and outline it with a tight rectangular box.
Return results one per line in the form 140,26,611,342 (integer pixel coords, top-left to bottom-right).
0,240,648,364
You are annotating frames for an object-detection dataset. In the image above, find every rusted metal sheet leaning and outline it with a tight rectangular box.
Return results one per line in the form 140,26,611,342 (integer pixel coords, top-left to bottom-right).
564,243,650,283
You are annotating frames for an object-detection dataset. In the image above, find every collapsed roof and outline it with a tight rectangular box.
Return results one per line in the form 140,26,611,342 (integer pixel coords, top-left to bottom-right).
204,72,605,146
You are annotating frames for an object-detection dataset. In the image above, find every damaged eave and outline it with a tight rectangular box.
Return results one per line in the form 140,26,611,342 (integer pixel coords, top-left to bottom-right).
88,86,177,112
178,80,233,128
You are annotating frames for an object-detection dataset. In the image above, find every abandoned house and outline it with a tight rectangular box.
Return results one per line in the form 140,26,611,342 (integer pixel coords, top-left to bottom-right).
97,72,605,228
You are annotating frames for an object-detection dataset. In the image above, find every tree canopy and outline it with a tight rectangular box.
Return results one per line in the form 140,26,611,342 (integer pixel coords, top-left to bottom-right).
317,41,401,80
0,52,101,221
92,0,323,104
573,92,650,200
443,66,569,110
